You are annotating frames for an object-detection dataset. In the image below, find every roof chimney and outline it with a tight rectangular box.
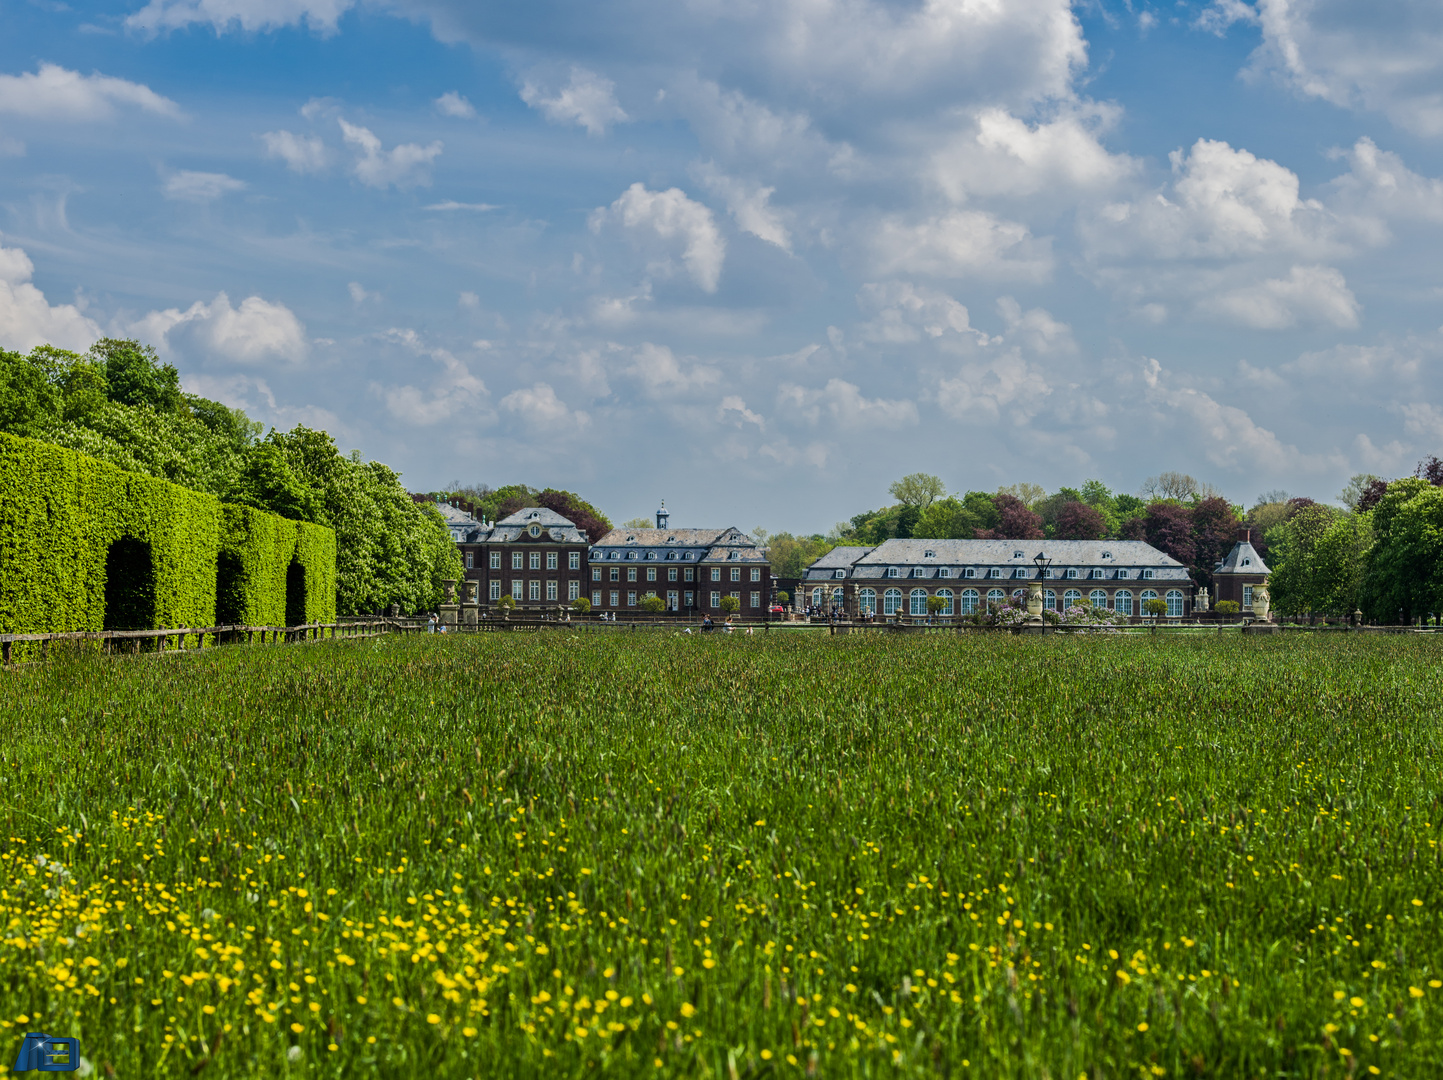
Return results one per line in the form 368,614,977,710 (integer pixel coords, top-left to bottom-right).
656,500,669,530
1237,525,1251,543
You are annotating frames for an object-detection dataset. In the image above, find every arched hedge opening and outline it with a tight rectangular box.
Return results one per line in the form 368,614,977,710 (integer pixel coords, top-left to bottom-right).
103,537,156,631
285,559,307,627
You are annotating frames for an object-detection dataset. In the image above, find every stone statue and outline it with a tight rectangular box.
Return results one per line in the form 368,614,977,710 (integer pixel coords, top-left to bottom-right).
442,579,457,604
1194,587,1210,613
1251,580,1271,620
1026,580,1044,619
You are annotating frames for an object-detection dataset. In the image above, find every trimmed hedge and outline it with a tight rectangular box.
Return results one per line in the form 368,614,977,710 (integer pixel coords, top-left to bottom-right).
0,431,335,636
218,505,336,627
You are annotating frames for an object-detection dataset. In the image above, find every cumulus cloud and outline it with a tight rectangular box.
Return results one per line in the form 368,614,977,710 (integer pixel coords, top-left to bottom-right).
501,382,589,429
1328,137,1443,222
520,67,628,136
162,170,246,202
373,329,487,426
777,378,917,429
1086,138,1363,261
592,184,726,292
261,130,329,174
936,351,1052,422
872,210,1053,281
694,164,790,252
0,241,101,352
718,395,765,431
995,297,1077,354
931,105,1138,202
856,281,978,344
132,292,309,365
127,0,354,34
423,200,498,211
339,119,442,189
0,63,180,121
1200,265,1360,329
434,91,476,119
624,342,719,397
1242,0,1443,136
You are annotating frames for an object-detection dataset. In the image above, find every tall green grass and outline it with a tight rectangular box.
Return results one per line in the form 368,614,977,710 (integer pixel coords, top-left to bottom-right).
0,633,1439,1077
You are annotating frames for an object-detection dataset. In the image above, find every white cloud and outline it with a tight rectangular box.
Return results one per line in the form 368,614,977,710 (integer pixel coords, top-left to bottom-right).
520,67,628,136
162,170,246,202
348,282,379,305
936,351,1052,422
872,210,1053,281
694,164,791,252
133,292,308,365
501,382,589,429
0,241,101,352
1086,138,1358,260
422,200,498,212
1285,338,1429,381
778,378,917,429
261,130,329,174
592,183,726,292
1400,401,1443,442
1195,0,1259,36
625,342,719,397
0,63,180,121
995,297,1077,354
373,329,487,426
338,119,442,190
434,91,476,119
1246,0,1443,136
1200,265,1359,329
126,0,354,34
856,281,977,344
719,395,765,431
931,105,1138,202
1329,137,1443,222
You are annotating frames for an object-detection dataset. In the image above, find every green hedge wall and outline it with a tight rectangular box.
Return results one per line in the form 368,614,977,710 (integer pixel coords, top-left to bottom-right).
218,505,336,626
0,431,335,636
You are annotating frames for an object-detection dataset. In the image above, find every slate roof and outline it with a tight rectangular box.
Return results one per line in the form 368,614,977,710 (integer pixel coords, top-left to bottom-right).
805,538,1192,583
484,506,588,544
802,546,875,580
591,526,767,564
1214,539,1269,575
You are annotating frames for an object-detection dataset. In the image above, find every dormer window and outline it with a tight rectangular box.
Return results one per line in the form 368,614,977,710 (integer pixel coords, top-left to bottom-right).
834,569,846,579
963,568,976,579
937,568,950,579
1117,569,1129,579
912,568,926,578
924,550,936,558
1065,568,1079,580
1102,551,1112,559
1013,568,1029,579
886,568,899,579
1142,569,1156,580
683,552,693,560
729,551,739,560
1242,557,1251,567
646,552,656,560
1013,550,1024,559
666,552,676,560
626,536,636,544
1042,568,1053,579
666,536,676,542
627,552,637,560
989,568,1002,579
1091,569,1104,579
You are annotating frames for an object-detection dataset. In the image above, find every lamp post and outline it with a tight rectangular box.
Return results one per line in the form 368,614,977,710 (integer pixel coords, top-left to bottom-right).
1027,552,1051,630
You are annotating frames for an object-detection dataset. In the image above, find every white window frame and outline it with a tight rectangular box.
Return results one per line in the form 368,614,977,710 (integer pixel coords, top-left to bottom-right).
710,591,721,607
490,551,501,570
750,591,761,608
1064,589,1083,609
938,568,950,579
730,567,742,582
591,590,601,607
569,551,580,570
529,580,541,601
989,568,1002,579
1089,589,1107,609
530,552,542,571
512,552,523,570
883,588,903,616
511,578,523,599
546,551,558,570
489,581,501,601
1115,590,1133,616
1044,589,1056,611
568,581,580,601
546,580,558,601
909,589,928,616
934,588,953,616
858,588,877,613
959,589,978,614
609,590,619,607
627,591,637,606
986,588,1005,606
1165,589,1184,618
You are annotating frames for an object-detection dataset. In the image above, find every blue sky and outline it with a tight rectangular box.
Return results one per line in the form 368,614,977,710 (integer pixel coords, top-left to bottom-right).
3,0,1442,532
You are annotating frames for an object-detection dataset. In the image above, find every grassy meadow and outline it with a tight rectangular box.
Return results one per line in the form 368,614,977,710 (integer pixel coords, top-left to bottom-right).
0,632,1440,1078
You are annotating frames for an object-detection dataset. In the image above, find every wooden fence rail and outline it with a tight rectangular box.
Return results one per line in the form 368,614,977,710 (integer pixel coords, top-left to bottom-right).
0,620,398,665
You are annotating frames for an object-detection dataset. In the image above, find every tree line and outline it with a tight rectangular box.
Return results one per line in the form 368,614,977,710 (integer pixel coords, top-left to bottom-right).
0,340,460,616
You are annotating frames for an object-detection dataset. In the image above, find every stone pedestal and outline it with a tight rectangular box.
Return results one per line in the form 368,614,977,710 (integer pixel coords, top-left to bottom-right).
1242,621,1280,635
440,605,459,628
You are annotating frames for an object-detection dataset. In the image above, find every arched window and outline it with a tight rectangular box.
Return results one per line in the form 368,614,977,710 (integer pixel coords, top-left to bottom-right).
811,587,824,607
1065,568,1079,580
1044,589,1057,610
909,588,928,616
1165,589,1184,617
883,588,904,616
1140,589,1159,614
959,589,979,614
986,588,1005,606
1063,589,1082,609
832,588,844,608
1089,589,1107,609
666,552,676,560
858,588,877,613
934,588,953,616
1114,590,1133,616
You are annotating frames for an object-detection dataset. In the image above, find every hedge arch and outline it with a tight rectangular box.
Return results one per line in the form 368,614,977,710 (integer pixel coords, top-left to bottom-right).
0,431,336,636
